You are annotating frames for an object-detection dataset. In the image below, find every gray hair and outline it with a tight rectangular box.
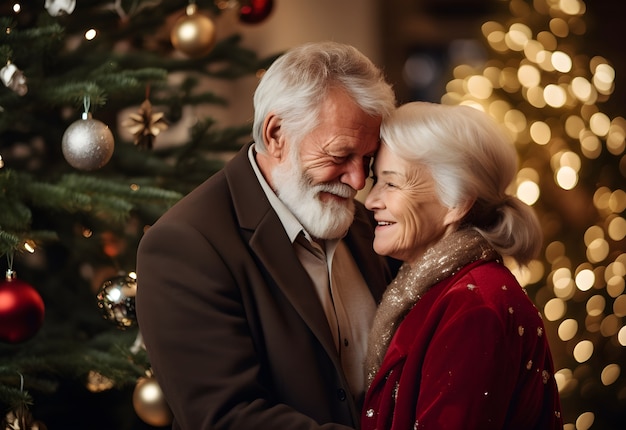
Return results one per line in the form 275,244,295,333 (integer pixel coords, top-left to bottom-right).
381,101,542,264
252,41,396,152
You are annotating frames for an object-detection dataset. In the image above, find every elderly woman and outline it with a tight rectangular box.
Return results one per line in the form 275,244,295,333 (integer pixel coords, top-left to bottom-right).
361,102,562,430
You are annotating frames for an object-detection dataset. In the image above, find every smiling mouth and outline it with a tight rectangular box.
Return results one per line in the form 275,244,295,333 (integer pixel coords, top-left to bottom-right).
376,221,394,226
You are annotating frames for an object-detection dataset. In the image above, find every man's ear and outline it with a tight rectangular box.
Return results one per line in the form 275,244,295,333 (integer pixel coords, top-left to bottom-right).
443,198,474,226
263,114,285,159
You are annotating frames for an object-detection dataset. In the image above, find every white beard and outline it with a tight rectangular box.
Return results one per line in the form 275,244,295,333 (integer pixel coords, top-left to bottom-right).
271,151,356,240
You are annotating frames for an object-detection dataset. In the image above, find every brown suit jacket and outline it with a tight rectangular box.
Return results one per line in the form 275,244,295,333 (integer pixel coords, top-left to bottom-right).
136,143,392,429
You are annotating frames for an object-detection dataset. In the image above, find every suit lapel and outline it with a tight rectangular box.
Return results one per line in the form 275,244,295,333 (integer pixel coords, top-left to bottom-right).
224,144,339,359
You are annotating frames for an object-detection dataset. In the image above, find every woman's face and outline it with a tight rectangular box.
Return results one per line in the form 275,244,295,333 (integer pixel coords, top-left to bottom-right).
365,144,459,263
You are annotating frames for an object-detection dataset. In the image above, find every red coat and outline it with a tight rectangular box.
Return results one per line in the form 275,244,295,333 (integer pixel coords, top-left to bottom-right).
361,259,562,430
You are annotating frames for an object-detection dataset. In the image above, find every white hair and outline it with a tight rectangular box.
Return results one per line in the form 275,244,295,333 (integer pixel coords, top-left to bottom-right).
381,101,542,264
252,41,396,152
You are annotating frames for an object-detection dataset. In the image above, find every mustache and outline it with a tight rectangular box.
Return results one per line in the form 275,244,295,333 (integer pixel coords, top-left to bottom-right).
314,182,357,199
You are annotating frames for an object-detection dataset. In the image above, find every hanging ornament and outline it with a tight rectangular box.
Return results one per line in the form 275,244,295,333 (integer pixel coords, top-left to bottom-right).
2,405,47,430
133,374,173,427
0,269,45,344
239,0,274,24
171,3,217,58
96,273,137,329
0,62,28,96
121,89,168,150
62,97,115,171
44,0,76,16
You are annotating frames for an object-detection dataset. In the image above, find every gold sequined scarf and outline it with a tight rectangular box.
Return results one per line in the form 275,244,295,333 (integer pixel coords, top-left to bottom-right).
364,228,500,388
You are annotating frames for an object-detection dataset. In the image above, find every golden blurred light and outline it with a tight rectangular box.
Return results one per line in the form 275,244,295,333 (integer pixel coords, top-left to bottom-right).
560,151,581,170
503,109,526,135
466,75,493,99
600,364,621,386
549,18,569,38
500,67,521,92
544,84,567,107
586,295,605,317
517,166,539,182
600,314,620,337
526,86,547,108
545,297,567,321
572,339,594,363
607,276,625,298
523,39,543,63
453,64,475,79
506,23,531,51
555,166,577,190
551,51,572,73
558,318,578,341
609,190,626,213
559,0,584,15
608,258,626,279
579,130,602,159
488,99,512,120
554,368,577,395
570,77,593,102
606,260,626,297
606,118,626,155
487,30,507,52
481,20,504,37
536,50,555,72
592,62,615,95
545,241,566,263
575,268,595,291
530,121,551,145
593,187,612,211
445,78,465,94
564,115,584,138
525,259,545,284
586,238,610,263
575,411,595,430
518,64,541,87
584,225,604,245
537,30,557,51
619,326,626,346
589,112,611,137
507,257,539,286
517,179,540,205
483,66,501,87
614,295,626,317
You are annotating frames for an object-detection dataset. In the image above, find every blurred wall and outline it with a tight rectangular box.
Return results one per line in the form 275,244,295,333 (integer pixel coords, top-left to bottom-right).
208,0,385,128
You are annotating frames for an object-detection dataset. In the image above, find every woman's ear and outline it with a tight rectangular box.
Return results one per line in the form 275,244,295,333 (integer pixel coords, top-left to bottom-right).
263,114,285,159
443,198,474,226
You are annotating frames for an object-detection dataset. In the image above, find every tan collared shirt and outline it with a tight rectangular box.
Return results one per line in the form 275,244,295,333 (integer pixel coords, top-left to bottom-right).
248,144,376,399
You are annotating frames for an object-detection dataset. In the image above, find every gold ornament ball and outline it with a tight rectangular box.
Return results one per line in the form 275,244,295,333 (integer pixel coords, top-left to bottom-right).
171,4,216,58
133,376,173,427
61,116,114,170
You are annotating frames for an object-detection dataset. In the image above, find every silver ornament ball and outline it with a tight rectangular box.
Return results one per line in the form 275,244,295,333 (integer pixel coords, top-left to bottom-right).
62,117,114,170
96,274,137,329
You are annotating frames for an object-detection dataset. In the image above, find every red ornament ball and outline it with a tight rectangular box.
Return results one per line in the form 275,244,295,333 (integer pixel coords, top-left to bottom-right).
239,0,274,24
0,274,45,344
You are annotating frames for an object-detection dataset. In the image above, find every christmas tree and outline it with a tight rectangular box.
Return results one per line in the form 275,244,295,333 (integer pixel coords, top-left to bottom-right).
437,0,625,428
0,1,276,428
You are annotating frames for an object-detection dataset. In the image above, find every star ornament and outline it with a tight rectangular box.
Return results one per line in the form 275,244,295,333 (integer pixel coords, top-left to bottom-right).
122,99,168,149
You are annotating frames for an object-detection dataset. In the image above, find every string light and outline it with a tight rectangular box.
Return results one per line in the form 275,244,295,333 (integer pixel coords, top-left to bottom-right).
438,0,626,426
